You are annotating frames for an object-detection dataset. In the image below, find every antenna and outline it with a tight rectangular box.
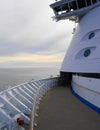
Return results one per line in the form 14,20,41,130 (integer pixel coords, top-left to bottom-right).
72,21,77,34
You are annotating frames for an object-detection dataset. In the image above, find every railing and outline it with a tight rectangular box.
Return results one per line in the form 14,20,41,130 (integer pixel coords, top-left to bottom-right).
29,77,58,130
0,77,59,130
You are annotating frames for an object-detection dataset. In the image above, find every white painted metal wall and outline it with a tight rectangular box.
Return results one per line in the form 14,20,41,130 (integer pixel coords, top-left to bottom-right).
61,6,100,73
72,75,100,108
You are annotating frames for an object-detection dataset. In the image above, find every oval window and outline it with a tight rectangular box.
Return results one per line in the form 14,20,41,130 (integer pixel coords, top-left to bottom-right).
84,49,91,57
88,32,95,39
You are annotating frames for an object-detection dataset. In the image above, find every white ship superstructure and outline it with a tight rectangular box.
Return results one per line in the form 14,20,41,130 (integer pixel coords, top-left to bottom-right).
50,0,100,112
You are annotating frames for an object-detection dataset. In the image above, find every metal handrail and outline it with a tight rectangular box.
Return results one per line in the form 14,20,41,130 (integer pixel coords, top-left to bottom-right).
0,77,58,130
29,77,58,130
29,83,44,130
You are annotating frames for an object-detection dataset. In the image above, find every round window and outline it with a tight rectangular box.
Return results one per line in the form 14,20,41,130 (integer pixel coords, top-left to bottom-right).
89,32,95,39
84,49,91,57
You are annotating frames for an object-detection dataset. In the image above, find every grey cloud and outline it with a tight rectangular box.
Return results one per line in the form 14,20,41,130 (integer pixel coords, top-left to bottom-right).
0,38,71,63
0,31,71,56
0,0,73,57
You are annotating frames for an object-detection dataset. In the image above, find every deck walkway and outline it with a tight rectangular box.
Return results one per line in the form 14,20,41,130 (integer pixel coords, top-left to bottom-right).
35,86,100,130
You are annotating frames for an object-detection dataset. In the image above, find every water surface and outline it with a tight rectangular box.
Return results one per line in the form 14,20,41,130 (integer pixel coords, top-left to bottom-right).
0,67,59,91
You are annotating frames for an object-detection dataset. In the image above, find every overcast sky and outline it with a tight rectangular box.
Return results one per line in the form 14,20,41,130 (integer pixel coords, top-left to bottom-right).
0,0,74,68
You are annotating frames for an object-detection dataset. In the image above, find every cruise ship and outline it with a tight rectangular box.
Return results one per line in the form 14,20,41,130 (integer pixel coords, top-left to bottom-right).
50,0,100,113
0,0,100,130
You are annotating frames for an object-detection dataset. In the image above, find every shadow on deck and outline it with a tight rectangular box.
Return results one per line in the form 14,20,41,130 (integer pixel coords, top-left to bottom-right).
35,86,100,130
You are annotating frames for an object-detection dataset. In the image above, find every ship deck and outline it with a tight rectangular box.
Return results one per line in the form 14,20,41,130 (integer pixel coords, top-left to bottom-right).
34,86,100,130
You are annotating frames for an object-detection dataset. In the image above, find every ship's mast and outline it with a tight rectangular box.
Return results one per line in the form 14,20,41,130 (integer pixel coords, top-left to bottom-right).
50,0,100,22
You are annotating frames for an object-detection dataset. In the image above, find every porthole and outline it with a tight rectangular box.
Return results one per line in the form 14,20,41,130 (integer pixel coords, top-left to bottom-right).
84,49,91,57
88,32,95,39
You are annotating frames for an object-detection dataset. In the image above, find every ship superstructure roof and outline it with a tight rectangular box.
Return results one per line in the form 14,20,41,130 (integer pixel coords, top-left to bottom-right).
50,0,100,22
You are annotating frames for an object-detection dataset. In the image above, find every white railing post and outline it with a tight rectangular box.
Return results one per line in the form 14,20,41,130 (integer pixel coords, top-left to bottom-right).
29,77,59,130
0,77,59,130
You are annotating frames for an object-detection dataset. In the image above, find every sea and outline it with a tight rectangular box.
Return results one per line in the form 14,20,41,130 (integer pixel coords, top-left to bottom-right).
0,67,60,92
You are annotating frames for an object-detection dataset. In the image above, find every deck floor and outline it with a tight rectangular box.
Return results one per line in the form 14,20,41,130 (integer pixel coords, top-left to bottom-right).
35,86,100,130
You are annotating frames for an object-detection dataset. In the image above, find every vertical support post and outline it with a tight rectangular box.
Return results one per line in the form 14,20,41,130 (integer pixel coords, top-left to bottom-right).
76,0,78,9
68,2,70,11
53,9,58,17
85,0,87,6
90,0,93,5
